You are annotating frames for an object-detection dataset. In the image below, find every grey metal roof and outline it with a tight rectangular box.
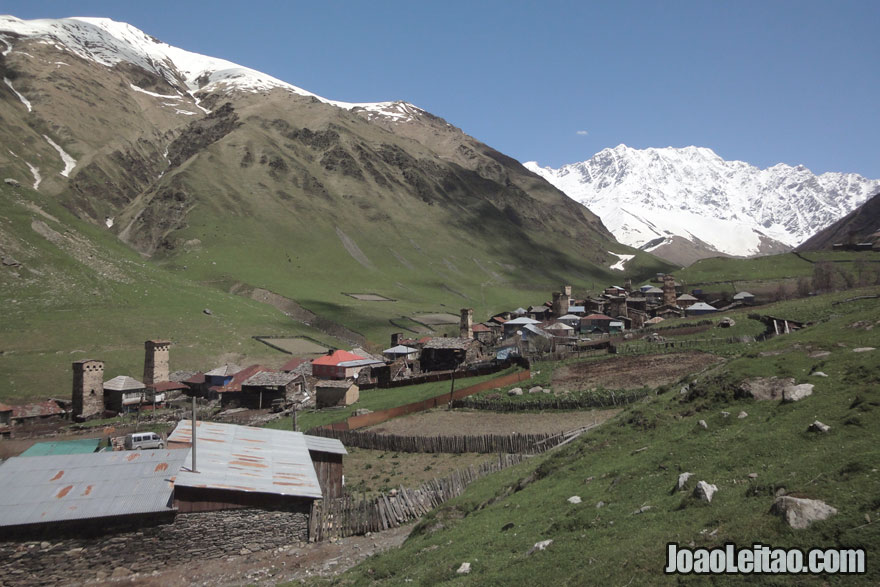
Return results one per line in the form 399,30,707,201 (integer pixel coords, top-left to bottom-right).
505,317,541,325
688,302,717,311
337,359,384,368
567,306,586,313
733,291,755,299
103,375,146,391
524,324,550,338
645,287,664,294
304,435,348,455
168,420,323,500
0,450,186,528
383,345,419,355
557,314,581,320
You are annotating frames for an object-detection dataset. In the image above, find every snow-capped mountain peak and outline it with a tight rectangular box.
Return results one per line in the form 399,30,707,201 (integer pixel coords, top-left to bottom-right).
0,15,422,120
525,147,880,263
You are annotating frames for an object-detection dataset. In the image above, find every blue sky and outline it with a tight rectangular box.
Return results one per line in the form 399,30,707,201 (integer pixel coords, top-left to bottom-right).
5,1,879,177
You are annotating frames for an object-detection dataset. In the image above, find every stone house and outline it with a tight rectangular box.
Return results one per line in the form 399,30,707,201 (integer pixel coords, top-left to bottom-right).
315,380,359,408
419,337,481,372
102,376,147,413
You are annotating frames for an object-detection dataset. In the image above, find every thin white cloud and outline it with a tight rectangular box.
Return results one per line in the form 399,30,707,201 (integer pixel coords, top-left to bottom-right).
576,130,589,136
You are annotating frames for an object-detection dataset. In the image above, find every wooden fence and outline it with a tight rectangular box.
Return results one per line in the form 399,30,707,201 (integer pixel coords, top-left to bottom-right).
308,427,570,454
451,389,651,412
309,454,527,541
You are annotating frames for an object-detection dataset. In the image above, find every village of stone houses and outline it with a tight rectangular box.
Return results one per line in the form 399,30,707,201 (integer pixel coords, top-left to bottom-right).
0,270,875,585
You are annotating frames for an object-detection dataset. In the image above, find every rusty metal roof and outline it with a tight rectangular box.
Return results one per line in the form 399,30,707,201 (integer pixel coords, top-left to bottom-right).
11,401,65,419
0,450,186,529
168,420,324,500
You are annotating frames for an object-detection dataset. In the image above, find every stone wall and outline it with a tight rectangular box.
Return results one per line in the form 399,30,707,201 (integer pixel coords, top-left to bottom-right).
0,505,309,585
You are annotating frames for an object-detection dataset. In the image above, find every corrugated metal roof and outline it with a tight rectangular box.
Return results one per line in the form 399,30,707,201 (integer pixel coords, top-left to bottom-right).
0,450,186,528
19,438,102,457
567,306,586,313
11,401,65,419
733,292,754,299
205,364,242,377
103,375,145,391
168,421,324,500
504,317,541,325
336,359,383,368
312,350,366,367
688,302,717,311
304,435,348,455
383,345,418,354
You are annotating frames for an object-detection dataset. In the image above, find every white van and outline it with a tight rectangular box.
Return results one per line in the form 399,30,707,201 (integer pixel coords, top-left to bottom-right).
124,432,164,450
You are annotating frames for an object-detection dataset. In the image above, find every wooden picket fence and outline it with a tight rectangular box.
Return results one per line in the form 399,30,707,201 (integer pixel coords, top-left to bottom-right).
309,454,527,541
308,427,569,454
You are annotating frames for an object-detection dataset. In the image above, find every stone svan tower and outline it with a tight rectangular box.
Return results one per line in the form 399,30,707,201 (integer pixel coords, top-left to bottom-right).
552,291,570,317
459,308,473,339
143,340,171,386
72,359,104,420
662,275,678,307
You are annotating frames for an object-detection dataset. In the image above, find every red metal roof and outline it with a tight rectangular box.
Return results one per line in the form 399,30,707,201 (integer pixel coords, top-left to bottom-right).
183,372,206,384
311,350,367,367
11,401,65,419
471,324,491,332
0,403,12,412
280,357,309,371
582,313,613,321
210,365,271,393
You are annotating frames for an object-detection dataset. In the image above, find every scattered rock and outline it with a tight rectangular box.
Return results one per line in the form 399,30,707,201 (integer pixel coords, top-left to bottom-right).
203,308,213,315
632,505,652,515
4,178,20,187
748,473,758,479
354,408,373,416
694,481,717,503
770,496,837,529
808,420,830,433
809,350,831,358
596,501,605,509
542,387,552,394
111,567,132,579
811,371,828,377
673,472,693,493
1,256,21,267
775,487,787,497
717,317,736,328
698,420,708,429
567,496,582,504
528,386,543,394
527,539,553,555
507,387,523,396
720,411,730,418
456,562,471,575
853,347,876,353
737,411,748,419
40,542,50,550
501,522,514,532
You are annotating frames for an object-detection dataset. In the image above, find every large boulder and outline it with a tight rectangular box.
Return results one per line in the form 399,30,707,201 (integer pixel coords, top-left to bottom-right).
770,496,837,529
739,377,813,402
672,472,693,493
507,387,523,396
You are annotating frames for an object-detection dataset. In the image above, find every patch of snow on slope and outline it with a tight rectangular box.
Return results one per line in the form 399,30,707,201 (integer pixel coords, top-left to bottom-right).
4,77,32,112
26,162,41,190
130,83,181,99
0,35,11,56
607,252,634,271
43,135,76,177
0,16,419,122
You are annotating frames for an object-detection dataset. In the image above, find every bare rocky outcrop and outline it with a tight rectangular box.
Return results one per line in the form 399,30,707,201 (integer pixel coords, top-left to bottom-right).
739,377,813,402
770,496,837,529
694,481,717,503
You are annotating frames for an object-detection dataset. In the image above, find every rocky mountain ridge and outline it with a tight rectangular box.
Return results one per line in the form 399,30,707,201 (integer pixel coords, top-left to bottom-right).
525,145,880,265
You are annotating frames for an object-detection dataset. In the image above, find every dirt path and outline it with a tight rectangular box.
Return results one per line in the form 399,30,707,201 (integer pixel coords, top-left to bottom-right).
104,524,413,586
552,352,723,391
365,408,619,436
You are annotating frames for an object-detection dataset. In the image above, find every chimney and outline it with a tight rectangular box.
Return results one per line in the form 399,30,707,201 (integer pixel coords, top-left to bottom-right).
459,308,473,339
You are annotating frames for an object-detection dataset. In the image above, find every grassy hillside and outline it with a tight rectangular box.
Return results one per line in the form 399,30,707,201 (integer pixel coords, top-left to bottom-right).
0,182,347,403
673,251,880,298
326,287,880,585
